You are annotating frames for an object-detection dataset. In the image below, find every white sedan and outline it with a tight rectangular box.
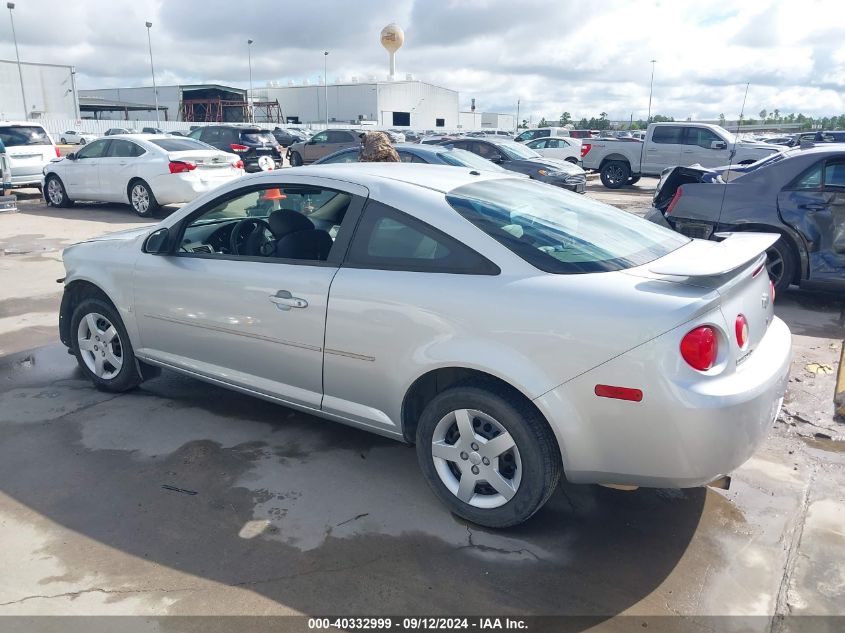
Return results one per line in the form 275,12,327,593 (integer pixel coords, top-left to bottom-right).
44,135,244,216
524,136,583,165
58,130,98,145
58,164,791,527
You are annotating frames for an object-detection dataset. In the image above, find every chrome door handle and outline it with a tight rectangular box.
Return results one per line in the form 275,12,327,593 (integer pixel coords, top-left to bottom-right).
269,290,308,310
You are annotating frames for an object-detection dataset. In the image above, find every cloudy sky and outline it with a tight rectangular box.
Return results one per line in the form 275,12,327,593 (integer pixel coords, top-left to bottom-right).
1,0,843,121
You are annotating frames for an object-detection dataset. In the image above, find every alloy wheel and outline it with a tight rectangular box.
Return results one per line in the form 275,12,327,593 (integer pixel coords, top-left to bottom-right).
431,408,522,509
77,312,123,380
46,178,64,205
766,246,785,288
606,164,625,185
131,184,150,214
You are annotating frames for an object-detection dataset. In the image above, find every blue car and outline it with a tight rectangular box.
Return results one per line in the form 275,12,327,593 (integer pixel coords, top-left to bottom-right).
313,143,507,171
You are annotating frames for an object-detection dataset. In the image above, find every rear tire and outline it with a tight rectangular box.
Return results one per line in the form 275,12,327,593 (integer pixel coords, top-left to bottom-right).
80,138,87,145
628,175,641,185
128,179,159,217
60,137,67,144
70,298,142,392
289,151,303,167
766,237,797,295
600,160,631,189
415,384,561,528
45,175,73,208
565,157,578,164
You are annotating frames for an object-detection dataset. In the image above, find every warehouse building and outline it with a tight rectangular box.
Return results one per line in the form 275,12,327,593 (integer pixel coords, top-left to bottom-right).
78,84,261,122
458,110,515,131
0,59,78,120
253,79,459,129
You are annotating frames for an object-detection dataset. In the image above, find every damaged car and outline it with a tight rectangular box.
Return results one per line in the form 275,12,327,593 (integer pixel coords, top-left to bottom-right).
646,145,845,293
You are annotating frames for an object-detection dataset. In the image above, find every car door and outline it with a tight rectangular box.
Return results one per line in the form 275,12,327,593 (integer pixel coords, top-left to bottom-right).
778,158,845,283
132,178,368,409
322,199,499,432
303,131,330,163
642,125,683,174
62,138,110,197
682,127,731,168
98,139,146,202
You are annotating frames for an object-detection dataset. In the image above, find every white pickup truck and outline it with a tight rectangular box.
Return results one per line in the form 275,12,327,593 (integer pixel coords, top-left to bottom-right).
581,122,783,188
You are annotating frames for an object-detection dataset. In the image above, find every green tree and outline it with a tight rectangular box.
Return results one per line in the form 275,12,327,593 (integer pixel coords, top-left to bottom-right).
560,111,572,126
759,109,767,121
538,117,548,128
630,122,640,130
773,109,780,122
578,117,589,129
719,113,726,126
652,114,674,122
520,119,529,129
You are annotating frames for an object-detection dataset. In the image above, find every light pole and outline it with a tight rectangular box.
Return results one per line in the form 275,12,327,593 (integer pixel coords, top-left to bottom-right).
515,99,520,133
323,51,329,127
247,39,254,123
7,3,28,120
646,59,656,123
145,21,160,126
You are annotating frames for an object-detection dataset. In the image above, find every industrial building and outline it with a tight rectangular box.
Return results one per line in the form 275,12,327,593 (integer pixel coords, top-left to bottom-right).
0,59,78,120
459,110,515,131
253,79,459,128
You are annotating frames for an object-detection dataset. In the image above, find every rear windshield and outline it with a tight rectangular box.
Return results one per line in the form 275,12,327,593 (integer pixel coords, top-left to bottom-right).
241,131,277,144
0,125,51,147
439,148,505,171
150,138,214,152
447,179,689,274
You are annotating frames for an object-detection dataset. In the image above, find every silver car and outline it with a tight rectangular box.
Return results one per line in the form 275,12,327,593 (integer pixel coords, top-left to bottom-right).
59,164,791,527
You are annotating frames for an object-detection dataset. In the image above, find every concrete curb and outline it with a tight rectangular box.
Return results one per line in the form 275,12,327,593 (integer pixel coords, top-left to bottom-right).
836,342,845,417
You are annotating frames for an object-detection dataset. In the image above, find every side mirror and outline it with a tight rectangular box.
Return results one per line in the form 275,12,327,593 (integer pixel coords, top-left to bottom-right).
143,227,171,254
491,156,504,164
66,152,76,160
711,140,727,150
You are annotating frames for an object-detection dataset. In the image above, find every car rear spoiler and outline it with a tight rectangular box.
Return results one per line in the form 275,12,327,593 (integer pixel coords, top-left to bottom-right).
648,232,779,277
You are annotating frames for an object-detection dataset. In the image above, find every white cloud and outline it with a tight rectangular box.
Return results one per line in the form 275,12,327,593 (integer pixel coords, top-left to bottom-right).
0,0,842,121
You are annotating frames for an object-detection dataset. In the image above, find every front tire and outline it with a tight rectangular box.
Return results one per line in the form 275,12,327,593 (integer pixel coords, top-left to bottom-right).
71,298,142,392
45,175,73,208
80,138,87,145
415,384,561,528
289,151,303,167
600,160,631,189
766,237,797,295
60,137,67,144
128,179,159,217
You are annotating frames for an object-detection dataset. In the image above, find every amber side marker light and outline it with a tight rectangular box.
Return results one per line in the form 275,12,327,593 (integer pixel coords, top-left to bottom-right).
595,385,643,402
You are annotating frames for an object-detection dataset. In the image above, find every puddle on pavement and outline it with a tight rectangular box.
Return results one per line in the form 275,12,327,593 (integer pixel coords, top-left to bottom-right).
802,436,845,454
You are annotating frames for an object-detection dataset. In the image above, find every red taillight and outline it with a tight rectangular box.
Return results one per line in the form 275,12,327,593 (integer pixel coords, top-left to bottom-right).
680,325,718,371
594,384,643,402
230,144,248,152
580,143,592,157
666,186,683,215
770,279,776,302
168,161,196,174
233,159,244,170
735,314,749,349
54,146,61,158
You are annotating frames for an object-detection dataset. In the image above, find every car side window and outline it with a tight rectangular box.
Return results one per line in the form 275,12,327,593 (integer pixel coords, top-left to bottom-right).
651,126,684,144
76,139,109,159
200,128,219,143
473,142,501,160
790,162,823,190
326,131,348,144
398,151,426,163
685,127,722,149
323,150,358,163
107,140,144,158
177,184,355,262
345,201,498,274
188,129,203,140
311,131,329,143
824,161,845,190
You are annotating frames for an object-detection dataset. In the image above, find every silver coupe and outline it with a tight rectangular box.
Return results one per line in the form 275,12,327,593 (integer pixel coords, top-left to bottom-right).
59,164,791,527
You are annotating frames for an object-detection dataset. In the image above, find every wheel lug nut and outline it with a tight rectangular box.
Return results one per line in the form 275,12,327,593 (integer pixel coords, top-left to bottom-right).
482,457,490,466
460,451,468,460
471,465,479,475
471,443,479,451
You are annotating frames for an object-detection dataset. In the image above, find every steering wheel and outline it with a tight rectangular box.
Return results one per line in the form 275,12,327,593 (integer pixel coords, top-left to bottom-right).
229,218,275,256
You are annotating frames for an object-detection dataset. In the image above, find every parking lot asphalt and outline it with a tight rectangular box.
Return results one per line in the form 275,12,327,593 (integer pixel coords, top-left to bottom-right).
0,182,843,625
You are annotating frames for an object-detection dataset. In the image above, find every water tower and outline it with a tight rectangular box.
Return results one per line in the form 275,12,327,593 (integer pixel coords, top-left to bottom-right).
380,23,404,80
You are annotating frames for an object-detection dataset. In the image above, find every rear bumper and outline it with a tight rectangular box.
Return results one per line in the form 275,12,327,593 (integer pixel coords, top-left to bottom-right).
149,172,242,205
534,316,792,488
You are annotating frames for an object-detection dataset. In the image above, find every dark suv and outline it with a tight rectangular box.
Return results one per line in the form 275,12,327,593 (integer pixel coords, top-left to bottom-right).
271,128,306,148
189,125,282,172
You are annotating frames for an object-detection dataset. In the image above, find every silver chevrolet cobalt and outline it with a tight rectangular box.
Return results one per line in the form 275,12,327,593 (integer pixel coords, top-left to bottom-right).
59,164,791,527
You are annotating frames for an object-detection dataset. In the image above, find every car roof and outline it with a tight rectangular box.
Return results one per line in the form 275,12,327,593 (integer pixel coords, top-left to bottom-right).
0,120,47,127
248,162,515,193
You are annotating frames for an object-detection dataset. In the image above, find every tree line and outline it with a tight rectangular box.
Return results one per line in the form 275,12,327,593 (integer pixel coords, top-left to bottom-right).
521,111,845,130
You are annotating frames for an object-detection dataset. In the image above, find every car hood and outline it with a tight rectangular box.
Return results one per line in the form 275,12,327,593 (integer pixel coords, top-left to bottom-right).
76,226,155,245
736,140,784,152
511,157,585,175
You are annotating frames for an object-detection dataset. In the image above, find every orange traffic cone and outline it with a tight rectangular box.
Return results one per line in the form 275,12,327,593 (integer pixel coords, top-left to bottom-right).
260,188,286,201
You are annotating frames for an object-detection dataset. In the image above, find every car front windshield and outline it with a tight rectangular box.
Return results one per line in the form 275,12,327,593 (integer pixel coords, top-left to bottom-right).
439,148,505,170
447,178,689,274
496,141,540,160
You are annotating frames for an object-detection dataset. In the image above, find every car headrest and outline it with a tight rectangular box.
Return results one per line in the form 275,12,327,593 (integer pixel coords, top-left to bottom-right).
275,229,333,261
268,209,314,238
